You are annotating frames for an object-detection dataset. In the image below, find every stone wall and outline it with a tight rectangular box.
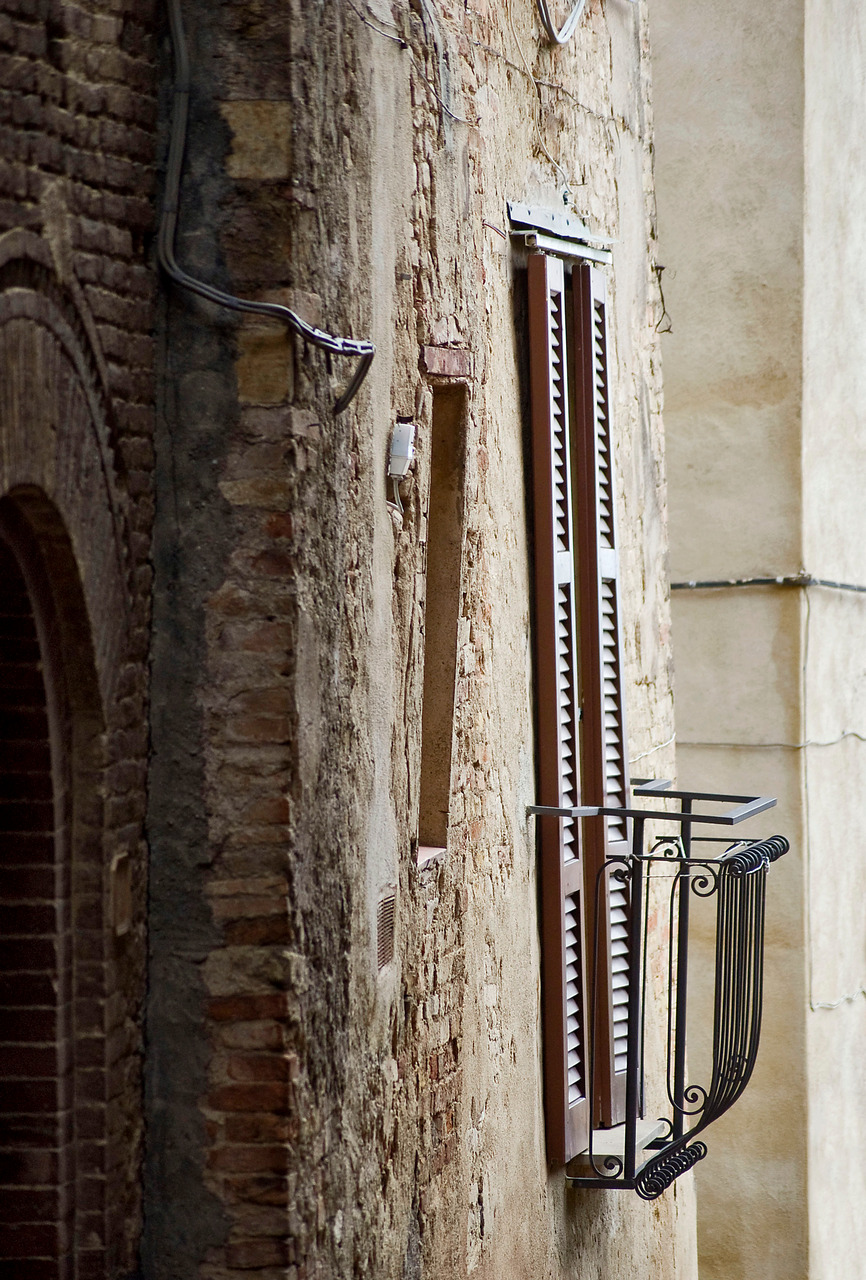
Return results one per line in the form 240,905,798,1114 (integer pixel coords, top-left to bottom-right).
146,1,692,1278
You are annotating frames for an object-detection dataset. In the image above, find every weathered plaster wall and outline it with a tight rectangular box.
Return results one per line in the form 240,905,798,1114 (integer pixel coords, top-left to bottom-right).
802,1,866,585
656,1,866,1274
147,1,691,1277
651,0,810,1277
671,591,809,1278
802,13,866,1270
802,589,866,1278
651,0,804,585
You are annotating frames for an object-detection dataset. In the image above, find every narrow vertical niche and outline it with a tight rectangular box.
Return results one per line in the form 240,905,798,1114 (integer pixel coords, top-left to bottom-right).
418,385,466,857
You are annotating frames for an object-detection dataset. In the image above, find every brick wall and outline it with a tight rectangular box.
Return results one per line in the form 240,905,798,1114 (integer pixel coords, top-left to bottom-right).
0,0,157,1274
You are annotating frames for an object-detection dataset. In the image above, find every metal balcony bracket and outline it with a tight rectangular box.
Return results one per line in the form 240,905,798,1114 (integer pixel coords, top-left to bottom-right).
529,784,789,1198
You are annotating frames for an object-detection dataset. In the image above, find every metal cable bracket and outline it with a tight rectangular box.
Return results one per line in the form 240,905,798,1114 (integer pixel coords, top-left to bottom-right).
159,0,375,414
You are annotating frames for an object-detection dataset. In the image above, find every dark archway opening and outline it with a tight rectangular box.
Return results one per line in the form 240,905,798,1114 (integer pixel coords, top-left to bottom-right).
0,536,74,1278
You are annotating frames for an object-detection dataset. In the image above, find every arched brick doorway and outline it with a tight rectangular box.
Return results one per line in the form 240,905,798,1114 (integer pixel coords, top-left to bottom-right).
0,532,74,1275
0,500,107,1279
0,248,150,1277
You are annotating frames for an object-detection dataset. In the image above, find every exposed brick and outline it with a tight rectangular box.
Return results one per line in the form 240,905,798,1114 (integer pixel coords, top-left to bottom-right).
225,1238,290,1269
211,893,287,921
224,716,292,746
221,1176,288,1210
75,1248,107,1280
0,1146,58,1184
0,1259,60,1280
264,512,293,539
223,917,292,947
224,1112,291,1144
421,345,473,378
207,1084,290,1115
226,1054,292,1084
0,1044,58,1077
0,1188,61,1223
207,993,289,1022
207,1145,289,1174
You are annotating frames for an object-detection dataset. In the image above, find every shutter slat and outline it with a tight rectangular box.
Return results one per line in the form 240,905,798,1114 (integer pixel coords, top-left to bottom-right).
529,252,589,1164
572,261,632,1128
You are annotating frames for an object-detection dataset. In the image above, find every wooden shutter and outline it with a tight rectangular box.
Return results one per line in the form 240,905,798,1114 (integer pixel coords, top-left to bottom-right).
528,253,590,1163
571,261,632,1128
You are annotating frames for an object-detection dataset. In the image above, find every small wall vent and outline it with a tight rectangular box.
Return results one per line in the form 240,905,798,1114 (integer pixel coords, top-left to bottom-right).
377,890,396,971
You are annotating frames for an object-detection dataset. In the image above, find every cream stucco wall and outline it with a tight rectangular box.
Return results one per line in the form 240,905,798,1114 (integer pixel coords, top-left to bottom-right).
651,0,810,1276
802,8,866,1272
654,1,866,1277
652,0,804,585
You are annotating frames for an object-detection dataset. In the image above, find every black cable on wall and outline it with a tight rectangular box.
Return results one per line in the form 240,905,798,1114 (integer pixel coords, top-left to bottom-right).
158,0,375,414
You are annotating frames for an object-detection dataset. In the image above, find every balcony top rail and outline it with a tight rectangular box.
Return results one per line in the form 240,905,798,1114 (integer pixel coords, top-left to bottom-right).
529,779,779,826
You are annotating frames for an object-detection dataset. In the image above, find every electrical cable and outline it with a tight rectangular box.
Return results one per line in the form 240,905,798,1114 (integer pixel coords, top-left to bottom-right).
344,0,476,127
159,0,375,414
533,0,637,46
810,988,866,1011
679,732,866,750
533,0,588,44
390,477,404,515
345,0,406,46
507,0,577,200
629,733,676,766
671,572,866,593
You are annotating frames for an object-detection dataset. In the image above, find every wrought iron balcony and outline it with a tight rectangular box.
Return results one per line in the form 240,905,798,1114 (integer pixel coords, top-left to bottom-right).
529,782,789,1198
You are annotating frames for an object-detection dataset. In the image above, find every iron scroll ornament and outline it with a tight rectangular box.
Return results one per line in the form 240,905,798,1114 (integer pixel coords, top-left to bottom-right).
635,1141,707,1201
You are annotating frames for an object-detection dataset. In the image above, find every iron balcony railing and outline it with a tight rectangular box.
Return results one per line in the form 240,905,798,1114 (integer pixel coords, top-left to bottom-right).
529,782,789,1198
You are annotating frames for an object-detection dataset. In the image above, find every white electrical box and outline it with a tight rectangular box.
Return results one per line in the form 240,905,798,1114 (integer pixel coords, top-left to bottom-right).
388,421,416,480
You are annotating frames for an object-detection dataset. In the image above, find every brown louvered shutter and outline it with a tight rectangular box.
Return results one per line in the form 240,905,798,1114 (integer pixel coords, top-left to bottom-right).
571,261,632,1127
528,252,590,1163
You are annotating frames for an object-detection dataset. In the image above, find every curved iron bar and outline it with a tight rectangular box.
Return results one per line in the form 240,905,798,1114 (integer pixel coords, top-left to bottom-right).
546,785,788,1196
160,0,375,413
725,834,788,876
689,863,720,898
649,835,685,859
640,856,652,1118
632,834,789,1197
666,838,777,1118
583,856,631,1180
664,865,684,1113
681,1083,709,1111
635,1141,707,1201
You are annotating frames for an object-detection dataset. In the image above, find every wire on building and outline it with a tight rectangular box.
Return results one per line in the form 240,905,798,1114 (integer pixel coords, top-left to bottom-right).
159,0,375,414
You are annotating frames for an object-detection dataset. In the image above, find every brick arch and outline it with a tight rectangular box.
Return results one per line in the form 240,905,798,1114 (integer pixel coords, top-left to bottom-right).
0,258,146,1276
0,255,132,711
